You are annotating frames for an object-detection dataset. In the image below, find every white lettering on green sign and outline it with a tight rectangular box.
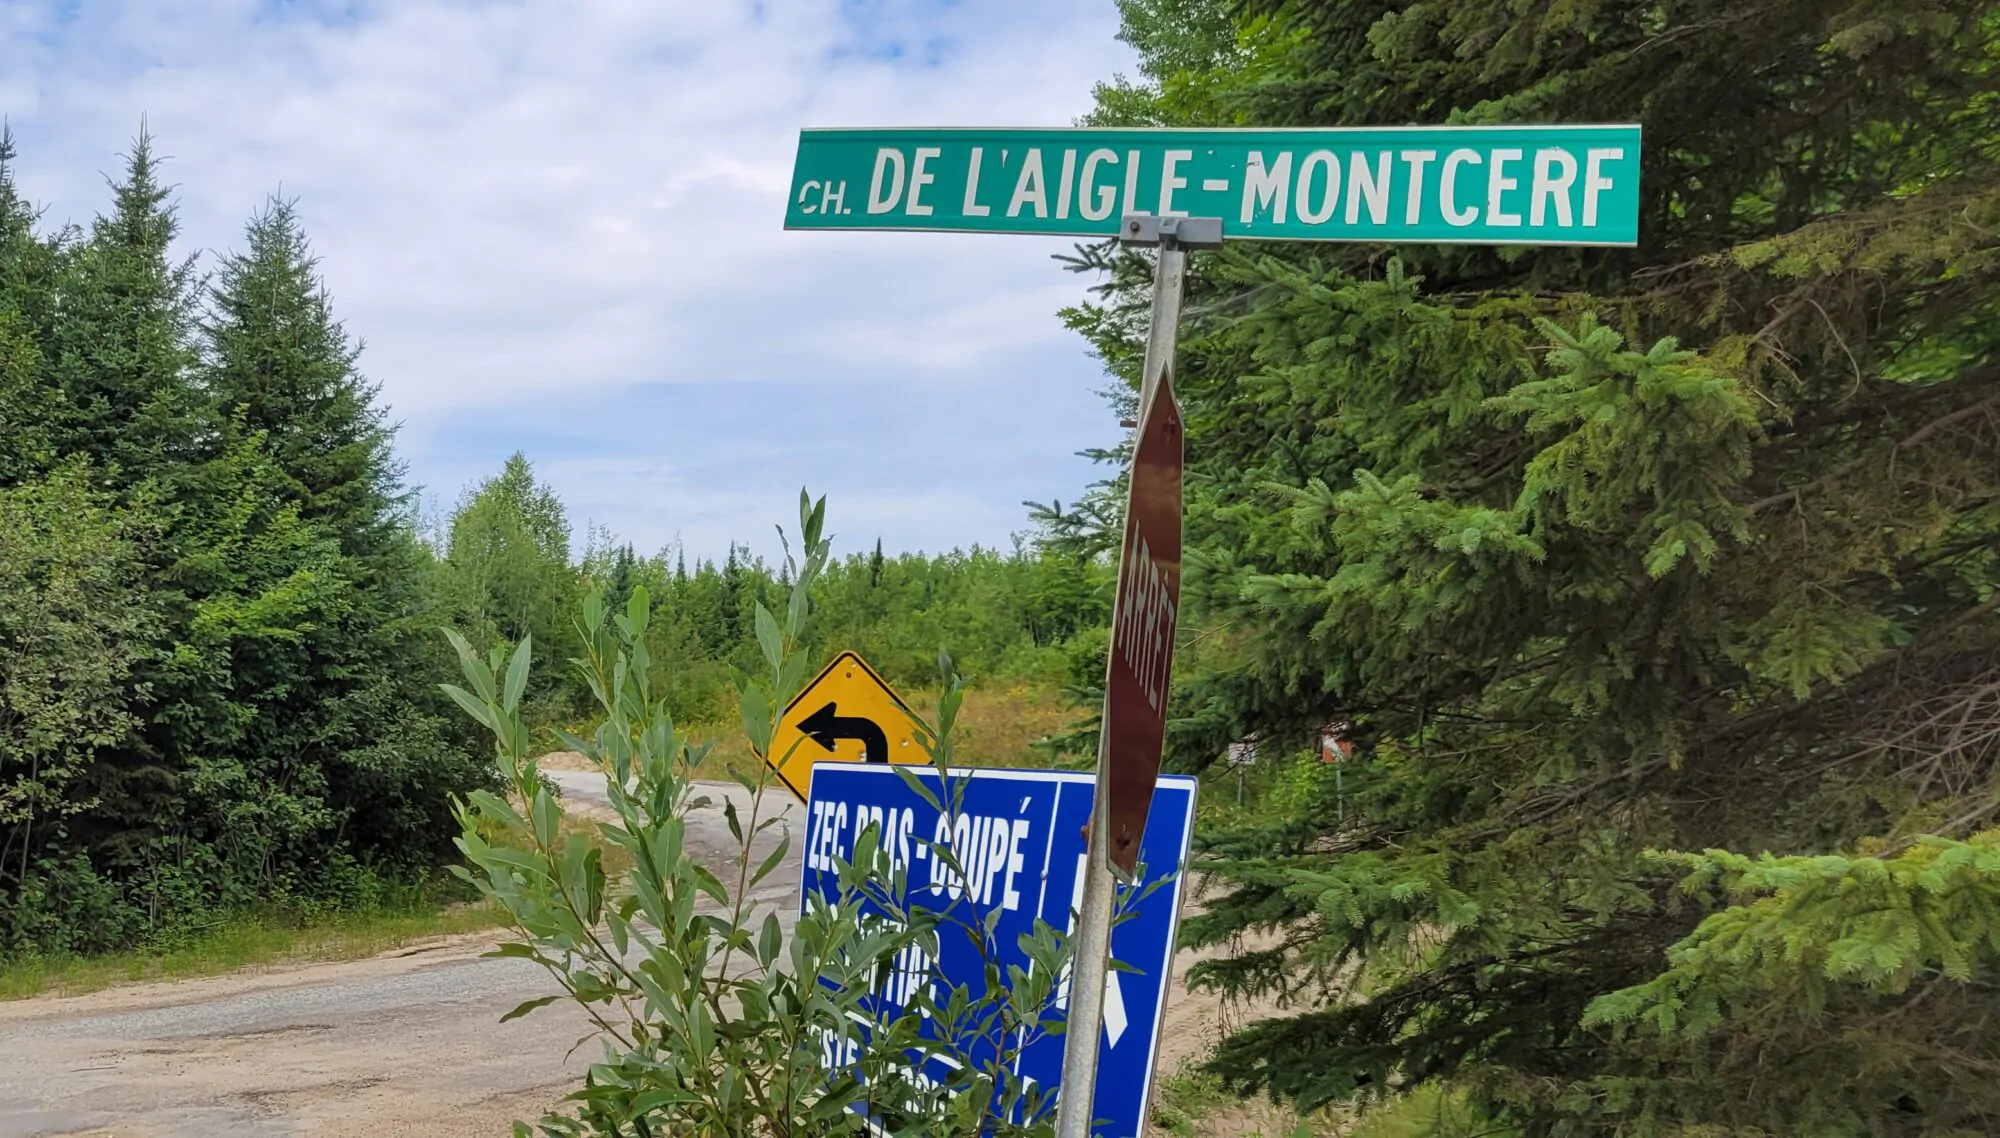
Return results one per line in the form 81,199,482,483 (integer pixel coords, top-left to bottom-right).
788,126,1641,246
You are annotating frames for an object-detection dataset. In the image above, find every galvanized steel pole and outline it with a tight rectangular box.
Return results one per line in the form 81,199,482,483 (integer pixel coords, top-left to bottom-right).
1053,213,1216,1138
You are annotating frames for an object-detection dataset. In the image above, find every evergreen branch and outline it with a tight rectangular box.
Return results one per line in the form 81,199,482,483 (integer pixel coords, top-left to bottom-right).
1749,379,2000,512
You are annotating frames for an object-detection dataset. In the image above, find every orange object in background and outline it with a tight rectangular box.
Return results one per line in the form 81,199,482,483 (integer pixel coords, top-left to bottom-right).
1321,723,1354,764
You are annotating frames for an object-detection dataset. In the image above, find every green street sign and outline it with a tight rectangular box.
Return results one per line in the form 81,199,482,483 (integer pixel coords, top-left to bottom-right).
786,125,1641,246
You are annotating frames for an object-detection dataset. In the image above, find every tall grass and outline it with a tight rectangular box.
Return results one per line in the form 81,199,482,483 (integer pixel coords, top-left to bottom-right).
688,679,1081,784
0,898,503,1001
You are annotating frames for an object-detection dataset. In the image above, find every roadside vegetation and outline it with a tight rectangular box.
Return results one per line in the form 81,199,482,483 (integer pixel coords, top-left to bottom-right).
0,129,1110,989
0,785,645,1001
0,892,499,1002
0,128,491,967
451,495,1085,1136
439,452,1111,740
6,2,1997,1136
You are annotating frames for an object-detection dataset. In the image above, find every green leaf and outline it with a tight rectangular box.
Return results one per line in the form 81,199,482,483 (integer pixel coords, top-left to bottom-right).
740,682,774,756
751,832,792,888
440,683,497,733
759,911,783,966
502,634,533,713
483,942,540,959
892,765,943,814
626,585,650,634
690,863,730,906
754,602,784,669
630,1089,701,1114
500,995,560,1023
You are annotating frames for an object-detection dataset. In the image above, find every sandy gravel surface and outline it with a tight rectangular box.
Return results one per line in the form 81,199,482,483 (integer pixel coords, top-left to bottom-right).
0,776,802,1138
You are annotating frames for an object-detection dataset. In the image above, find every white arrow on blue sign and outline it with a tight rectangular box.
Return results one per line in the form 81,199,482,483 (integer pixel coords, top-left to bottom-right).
802,763,1199,1137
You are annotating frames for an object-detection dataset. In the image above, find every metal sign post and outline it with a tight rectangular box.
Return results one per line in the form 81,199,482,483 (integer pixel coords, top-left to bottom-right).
1055,213,1220,1138
1229,741,1257,805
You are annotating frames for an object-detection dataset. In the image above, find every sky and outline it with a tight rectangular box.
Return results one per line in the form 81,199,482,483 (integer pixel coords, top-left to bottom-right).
1,0,1138,563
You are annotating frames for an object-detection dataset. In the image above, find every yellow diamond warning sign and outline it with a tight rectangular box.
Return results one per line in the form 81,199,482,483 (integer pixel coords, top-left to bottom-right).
766,651,935,800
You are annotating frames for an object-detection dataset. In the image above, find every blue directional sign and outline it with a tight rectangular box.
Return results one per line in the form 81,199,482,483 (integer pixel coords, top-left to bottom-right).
802,763,1199,1137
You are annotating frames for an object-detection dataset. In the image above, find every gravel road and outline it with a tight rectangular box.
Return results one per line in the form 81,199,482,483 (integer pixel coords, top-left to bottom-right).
0,775,804,1138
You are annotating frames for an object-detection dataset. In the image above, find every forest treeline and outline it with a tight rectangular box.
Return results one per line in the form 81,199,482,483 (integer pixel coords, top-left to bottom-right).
1058,1,2000,1135
440,452,1111,727
0,131,1108,960
0,129,484,957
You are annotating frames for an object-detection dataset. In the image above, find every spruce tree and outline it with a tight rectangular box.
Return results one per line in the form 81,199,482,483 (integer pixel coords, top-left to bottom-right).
1064,2,2000,1133
198,195,484,876
604,543,637,616
46,129,205,488
205,197,401,558
0,132,489,952
719,543,745,650
38,135,210,913
0,127,64,486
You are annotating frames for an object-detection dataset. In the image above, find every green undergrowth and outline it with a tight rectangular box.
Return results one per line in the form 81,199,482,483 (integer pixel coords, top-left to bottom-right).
0,893,504,1001
1150,1066,1346,1138
1151,1069,1246,1136
0,782,637,1002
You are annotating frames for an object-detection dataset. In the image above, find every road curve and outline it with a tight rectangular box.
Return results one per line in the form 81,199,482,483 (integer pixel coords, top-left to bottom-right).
0,776,804,1138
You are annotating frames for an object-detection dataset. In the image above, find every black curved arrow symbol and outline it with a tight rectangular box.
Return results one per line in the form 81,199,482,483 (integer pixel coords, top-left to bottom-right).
798,701,889,763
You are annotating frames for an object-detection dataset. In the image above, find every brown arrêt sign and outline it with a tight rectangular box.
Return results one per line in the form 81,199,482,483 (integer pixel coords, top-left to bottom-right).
1101,363,1182,878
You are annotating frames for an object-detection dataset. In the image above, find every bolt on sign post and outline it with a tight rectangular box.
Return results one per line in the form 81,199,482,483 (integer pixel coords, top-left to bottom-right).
785,123,1641,1138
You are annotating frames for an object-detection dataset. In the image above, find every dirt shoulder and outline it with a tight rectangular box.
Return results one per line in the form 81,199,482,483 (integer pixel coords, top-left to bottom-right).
0,775,802,1138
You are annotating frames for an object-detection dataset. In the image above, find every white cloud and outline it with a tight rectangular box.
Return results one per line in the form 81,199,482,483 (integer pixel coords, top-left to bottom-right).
4,0,1134,557
539,450,1026,567
825,272,1087,370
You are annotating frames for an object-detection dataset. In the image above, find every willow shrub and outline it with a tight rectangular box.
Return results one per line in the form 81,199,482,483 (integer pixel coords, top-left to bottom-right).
445,493,1075,1137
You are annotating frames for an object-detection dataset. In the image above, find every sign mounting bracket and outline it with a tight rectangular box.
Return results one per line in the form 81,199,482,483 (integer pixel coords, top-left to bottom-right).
1118,213,1223,250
